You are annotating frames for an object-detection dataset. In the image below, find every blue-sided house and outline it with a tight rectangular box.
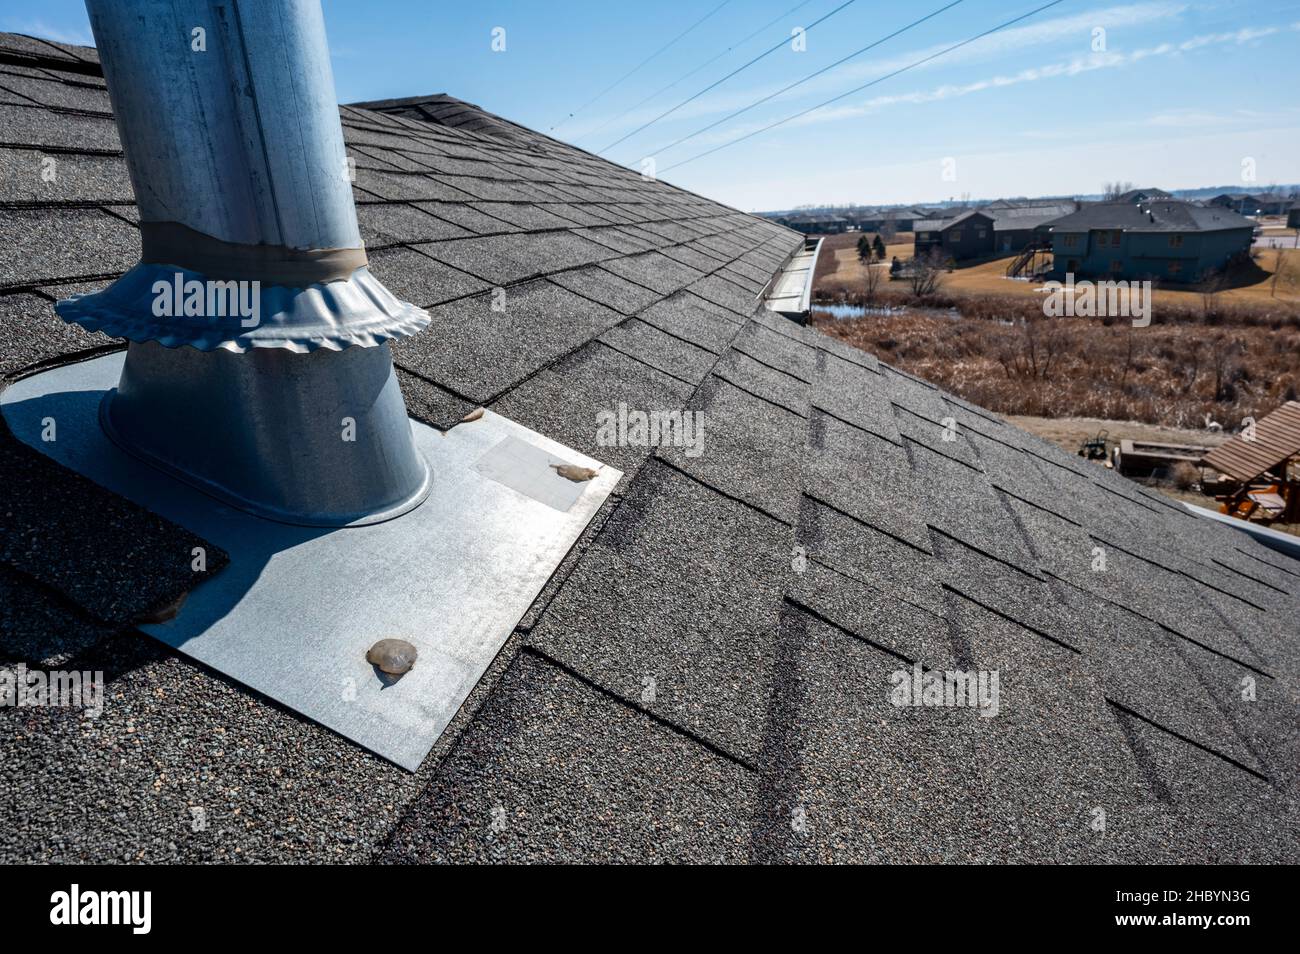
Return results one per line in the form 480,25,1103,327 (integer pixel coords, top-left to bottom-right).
1045,201,1255,283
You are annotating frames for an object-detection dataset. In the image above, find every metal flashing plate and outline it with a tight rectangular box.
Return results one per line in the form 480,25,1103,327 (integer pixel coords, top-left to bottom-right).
1,353,621,770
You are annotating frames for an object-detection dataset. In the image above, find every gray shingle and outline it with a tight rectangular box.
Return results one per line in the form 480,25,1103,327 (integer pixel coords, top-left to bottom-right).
491,341,693,480
378,652,758,863
658,374,806,524
529,461,791,763
410,200,520,235
714,348,809,417
413,230,613,285
0,74,111,113
798,495,944,615
549,264,661,316
803,410,930,551
637,291,740,354
393,279,624,401
601,250,704,296
355,201,472,245
366,244,490,306
598,317,715,385
0,429,228,625
0,631,426,863
0,207,137,287
0,291,114,378
732,322,816,382
468,202,577,231
353,168,474,202
0,564,114,667
0,103,114,152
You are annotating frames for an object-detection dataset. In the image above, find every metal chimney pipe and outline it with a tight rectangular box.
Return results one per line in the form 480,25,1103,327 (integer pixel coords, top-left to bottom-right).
57,0,431,526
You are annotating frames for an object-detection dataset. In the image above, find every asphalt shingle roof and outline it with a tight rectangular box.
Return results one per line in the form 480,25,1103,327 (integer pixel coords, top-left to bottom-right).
912,210,992,232
983,201,1078,231
1048,200,1256,233
1,33,1297,864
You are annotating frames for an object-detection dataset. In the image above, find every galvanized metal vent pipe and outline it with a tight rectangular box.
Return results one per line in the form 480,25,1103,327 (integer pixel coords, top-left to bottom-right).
59,0,431,526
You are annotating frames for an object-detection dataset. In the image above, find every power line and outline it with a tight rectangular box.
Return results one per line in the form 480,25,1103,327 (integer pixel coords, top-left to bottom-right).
659,0,1067,173
596,0,856,155
644,0,965,161
549,1,732,132
581,0,819,145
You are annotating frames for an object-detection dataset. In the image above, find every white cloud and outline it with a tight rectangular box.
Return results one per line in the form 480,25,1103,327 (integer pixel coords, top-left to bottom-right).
822,0,1190,83
671,19,1300,147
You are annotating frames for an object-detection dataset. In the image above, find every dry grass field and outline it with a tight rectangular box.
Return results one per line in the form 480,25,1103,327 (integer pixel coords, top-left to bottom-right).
1007,414,1229,451
808,224,1300,436
811,301,1300,432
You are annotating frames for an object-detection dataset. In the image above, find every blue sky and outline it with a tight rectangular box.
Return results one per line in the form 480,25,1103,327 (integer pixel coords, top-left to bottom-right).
7,1,1300,211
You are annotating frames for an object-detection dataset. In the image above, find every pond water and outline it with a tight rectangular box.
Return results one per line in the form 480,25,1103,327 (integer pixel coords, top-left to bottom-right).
812,302,905,319
811,301,963,321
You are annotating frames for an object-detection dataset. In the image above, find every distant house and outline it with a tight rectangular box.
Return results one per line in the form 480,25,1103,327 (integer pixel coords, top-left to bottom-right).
1208,193,1292,216
913,210,996,261
844,208,884,231
780,212,848,234
983,201,1079,253
1288,205,1300,229
882,207,926,232
1045,201,1254,283
1114,187,1172,204
908,207,948,225
847,207,923,233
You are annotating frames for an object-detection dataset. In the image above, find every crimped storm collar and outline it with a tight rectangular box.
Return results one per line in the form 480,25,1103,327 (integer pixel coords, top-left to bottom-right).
54,263,430,353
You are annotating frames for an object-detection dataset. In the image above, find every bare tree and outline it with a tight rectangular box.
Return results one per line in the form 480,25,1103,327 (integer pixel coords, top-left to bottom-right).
905,249,945,297
1271,246,1289,298
1211,336,1244,401
1102,181,1135,200
1199,269,1225,321
862,255,883,303
1120,326,1138,387
996,317,1070,381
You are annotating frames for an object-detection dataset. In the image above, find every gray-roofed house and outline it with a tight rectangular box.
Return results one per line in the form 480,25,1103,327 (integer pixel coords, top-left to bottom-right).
856,206,926,233
1045,200,1255,283
2,31,1299,866
913,209,996,261
836,207,888,232
778,211,848,234
1208,192,1294,217
983,201,1079,253
1114,187,1172,204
